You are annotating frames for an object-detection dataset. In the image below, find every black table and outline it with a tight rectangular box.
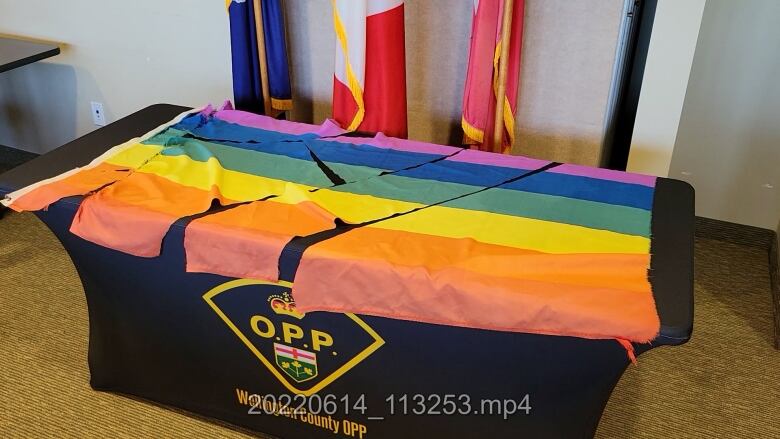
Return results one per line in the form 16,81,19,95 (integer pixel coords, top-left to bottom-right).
0,105,695,438
0,37,60,74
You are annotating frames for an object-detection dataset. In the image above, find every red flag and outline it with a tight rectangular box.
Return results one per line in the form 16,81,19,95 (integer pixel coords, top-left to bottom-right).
332,0,408,138
461,0,524,153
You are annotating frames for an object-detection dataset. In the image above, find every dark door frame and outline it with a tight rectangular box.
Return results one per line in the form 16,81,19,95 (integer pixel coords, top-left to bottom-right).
600,0,658,170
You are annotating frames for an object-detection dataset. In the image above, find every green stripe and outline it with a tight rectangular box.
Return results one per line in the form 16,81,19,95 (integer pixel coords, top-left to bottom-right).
327,162,388,183
332,175,651,237
146,131,386,187
144,128,186,146
145,131,650,237
447,188,651,237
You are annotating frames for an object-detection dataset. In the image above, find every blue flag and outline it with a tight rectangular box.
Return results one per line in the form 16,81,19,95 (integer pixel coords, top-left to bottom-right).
261,0,293,111
228,0,292,114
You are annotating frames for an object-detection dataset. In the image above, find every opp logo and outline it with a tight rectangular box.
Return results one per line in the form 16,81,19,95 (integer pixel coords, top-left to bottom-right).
204,279,384,396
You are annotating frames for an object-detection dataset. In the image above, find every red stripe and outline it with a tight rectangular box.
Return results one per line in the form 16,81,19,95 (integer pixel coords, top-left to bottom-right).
276,346,316,361
360,3,407,138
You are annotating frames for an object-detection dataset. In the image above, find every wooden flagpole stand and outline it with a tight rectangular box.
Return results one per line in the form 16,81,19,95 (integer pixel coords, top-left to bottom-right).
492,0,514,153
253,0,273,115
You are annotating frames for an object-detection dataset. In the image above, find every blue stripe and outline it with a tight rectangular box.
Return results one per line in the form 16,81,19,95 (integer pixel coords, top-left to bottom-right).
504,173,654,210
173,114,317,144
306,139,444,173
397,160,654,210
163,117,447,173
395,159,523,187
155,117,655,209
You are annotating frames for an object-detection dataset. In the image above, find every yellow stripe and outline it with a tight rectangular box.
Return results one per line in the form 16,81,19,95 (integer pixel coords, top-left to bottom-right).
3,107,202,208
132,153,647,254
271,98,293,111
135,153,417,223
138,154,312,203
225,0,232,11
331,0,365,131
105,143,163,169
374,207,651,255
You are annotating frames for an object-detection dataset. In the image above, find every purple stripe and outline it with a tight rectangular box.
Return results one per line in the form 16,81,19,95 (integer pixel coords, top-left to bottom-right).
321,133,459,155
198,103,216,116
448,149,551,169
551,164,657,187
335,134,655,186
214,109,347,137
323,134,551,169
215,102,657,187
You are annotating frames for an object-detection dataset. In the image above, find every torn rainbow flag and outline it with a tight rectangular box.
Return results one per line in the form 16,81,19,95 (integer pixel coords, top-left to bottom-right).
2,104,659,343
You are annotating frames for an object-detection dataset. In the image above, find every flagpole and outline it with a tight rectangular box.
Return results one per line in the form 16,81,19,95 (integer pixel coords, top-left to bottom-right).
492,0,514,153
253,0,273,115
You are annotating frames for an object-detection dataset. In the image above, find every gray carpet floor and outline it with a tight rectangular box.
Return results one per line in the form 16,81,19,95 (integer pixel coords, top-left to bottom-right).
1,212,778,438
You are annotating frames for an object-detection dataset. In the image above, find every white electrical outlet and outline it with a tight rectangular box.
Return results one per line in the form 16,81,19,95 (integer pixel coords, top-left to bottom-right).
91,101,106,126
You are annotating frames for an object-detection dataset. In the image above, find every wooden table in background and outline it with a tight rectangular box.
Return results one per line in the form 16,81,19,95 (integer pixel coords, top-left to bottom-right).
0,36,60,74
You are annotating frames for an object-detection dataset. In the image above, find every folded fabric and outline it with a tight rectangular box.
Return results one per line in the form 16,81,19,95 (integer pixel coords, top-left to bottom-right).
2,104,660,342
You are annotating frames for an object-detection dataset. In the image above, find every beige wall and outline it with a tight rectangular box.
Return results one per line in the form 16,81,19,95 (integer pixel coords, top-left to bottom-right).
516,0,623,165
0,0,232,154
669,0,780,229
626,0,706,176
1,0,623,167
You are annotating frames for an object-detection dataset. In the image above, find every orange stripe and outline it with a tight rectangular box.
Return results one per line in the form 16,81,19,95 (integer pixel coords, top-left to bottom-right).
185,201,337,280
94,172,234,216
304,227,652,292
8,163,131,212
294,250,659,342
292,226,659,342
70,172,235,257
183,207,652,295
193,200,336,236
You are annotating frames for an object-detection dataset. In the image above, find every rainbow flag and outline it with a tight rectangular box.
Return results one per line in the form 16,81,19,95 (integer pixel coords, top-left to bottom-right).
2,104,659,343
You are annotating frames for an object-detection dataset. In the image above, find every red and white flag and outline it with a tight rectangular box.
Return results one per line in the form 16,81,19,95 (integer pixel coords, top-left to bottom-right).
461,0,525,153
331,0,408,138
